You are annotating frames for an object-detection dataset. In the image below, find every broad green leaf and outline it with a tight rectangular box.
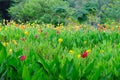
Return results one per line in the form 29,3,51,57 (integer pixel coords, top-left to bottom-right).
37,55,50,74
0,43,7,64
22,65,30,80
91,66,102,80
31,68,48,80
83,60,94,76
61,59,74,79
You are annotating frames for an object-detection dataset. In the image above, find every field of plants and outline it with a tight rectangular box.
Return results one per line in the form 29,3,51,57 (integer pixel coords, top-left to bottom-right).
0,21,120,80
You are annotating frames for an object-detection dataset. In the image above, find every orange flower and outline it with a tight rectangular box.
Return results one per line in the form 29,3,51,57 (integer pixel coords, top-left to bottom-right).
98,28,102,32
20,25,25,29
103,28,106,31
118,26,120,30
111,27,114,31
15,24,19,27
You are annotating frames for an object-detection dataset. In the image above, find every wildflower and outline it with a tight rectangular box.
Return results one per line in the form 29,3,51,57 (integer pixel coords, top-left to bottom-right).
111,27,114,31
13,40,17,45
3,42,8,47
87,49,91,53
69,50,74,54
97,23,100,27
9,48,12,55
24,31,29,35
20,25,25,29
98,28,102,32
103,28,106,31
20,55,26,61
118,26,120,30
81,50,88,58
58,38,63,43
15,24,19,27
77,54,81,58
75,26,79,31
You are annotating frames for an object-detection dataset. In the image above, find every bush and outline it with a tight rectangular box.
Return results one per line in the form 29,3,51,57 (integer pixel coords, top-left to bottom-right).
9,0,74,25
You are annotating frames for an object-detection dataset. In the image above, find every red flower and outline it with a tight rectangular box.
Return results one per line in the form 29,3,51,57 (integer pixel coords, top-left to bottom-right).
81,50,88,58
20,55,26,61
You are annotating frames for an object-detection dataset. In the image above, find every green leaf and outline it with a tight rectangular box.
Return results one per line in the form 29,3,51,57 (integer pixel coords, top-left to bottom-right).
37,55,50,74
61,59,74,79
0,43,7,64
67,59,74,77
83,60,94,76
7,56,19,70
91,64,103,80
22,65,30,80
49,56,60,79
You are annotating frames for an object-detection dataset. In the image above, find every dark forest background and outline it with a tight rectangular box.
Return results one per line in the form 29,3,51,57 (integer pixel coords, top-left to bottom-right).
0,0,120,26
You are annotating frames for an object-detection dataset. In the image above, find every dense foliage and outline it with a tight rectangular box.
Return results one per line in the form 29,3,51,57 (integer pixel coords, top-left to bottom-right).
10,0,120,25
0,0,120,79
0,22,120,79
0,0,119,25
9,0,73,25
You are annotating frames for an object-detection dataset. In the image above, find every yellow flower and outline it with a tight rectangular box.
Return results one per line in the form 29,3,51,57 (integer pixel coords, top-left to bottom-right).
111,27,114,31
75,26,79,31
13,40,17,45
24,31,29,35
69,50,74,54
77,54,81,59
3,42,8,47
87,49,91,53
58,38,63,43
9,48,12,54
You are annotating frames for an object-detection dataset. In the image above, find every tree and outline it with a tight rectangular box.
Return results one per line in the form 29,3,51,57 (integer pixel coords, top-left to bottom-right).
8,0,73,25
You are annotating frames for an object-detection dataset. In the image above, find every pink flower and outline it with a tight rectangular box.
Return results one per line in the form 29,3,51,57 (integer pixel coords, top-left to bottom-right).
20,55,26,61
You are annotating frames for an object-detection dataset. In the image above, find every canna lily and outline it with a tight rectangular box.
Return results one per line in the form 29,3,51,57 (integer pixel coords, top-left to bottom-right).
69,50,74,54
3,42,8,47
58,38,63,43
20,55,26,61
9,48,12,55
77,54,81,58
12,40,17,45
81,50,88,58
111,27,114,31
24,31,29,35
